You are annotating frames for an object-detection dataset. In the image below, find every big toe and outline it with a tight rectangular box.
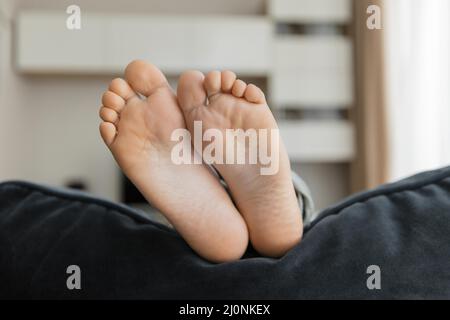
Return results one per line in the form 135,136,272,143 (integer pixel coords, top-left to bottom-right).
125,60,170,97
177,70,207,114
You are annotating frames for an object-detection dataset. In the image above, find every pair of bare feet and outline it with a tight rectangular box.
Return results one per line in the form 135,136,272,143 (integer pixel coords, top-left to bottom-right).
99,60,302,263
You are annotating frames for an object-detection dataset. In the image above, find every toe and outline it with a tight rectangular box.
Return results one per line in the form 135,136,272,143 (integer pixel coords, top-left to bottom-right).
231,79,247,98
109,78,136,101
221,70,237,93
102,91,125,113
177,70,207,114
99,122,117,146
244,84,266,104
99,107,119,124
125,59,170,97
204,70,222,98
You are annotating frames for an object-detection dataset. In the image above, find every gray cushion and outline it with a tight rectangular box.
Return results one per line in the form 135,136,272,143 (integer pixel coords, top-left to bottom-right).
1,166,450,299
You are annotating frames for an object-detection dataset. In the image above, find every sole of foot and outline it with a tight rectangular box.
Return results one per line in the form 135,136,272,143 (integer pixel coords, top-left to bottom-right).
99,61,248,263
177,70,303,257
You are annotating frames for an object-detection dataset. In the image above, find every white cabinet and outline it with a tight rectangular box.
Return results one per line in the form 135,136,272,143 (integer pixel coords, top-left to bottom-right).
271,36,353,108
17,12,108,73
105,15,272,75
17,12,272,75
279,120,355,162
269,0,352,23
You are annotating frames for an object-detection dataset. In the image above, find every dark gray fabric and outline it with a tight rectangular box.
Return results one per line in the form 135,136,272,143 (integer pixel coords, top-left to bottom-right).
0,166,450,299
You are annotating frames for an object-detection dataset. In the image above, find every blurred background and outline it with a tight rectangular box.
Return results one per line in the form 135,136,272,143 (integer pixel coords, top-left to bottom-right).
0,0,449,215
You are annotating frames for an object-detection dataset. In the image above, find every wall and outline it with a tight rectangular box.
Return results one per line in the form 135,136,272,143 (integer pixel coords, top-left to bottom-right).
0,0,30,180
0,0,125,199
17,75,121,199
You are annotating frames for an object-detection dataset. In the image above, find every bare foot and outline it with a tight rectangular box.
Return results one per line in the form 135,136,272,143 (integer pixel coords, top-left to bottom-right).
99,61,248,263
177,70,302,257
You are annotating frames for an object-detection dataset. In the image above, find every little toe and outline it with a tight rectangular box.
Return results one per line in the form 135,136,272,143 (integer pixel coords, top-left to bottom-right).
109,78,136,101
244,84,266,104
221,70,237,93
99,122,117,146
231,79,247,98
99,107,119,124
204,70,222,98
102,91,125,113
177,70,207,114
125,60,170,97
